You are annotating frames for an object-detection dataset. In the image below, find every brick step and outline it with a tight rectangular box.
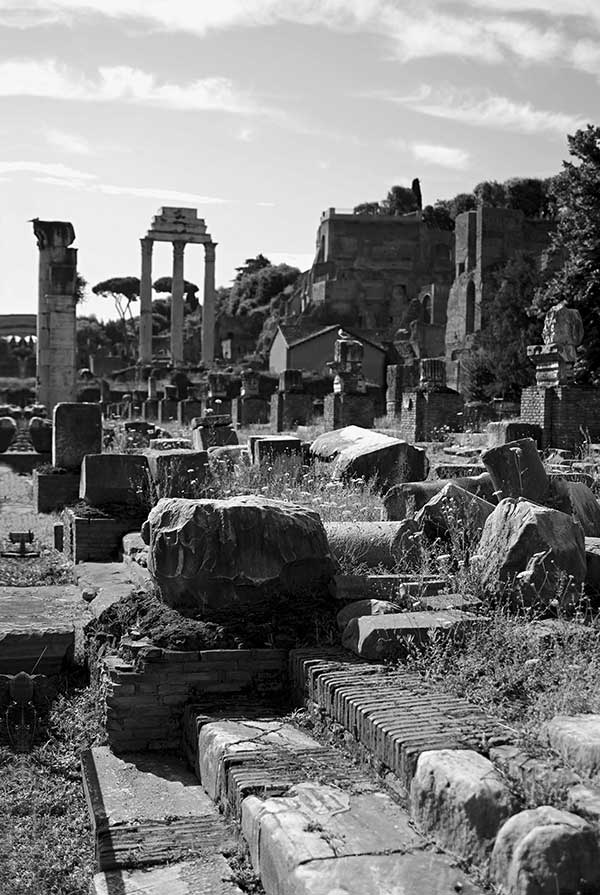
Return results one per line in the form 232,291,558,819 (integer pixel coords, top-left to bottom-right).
81,747,237,874
289,648,508,789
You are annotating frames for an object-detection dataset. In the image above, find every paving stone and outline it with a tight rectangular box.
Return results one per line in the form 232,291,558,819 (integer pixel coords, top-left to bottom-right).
540,714,600,777
81,746,235,871
411,749,517,864
75,561,150,618
91,856,243,895
0,585,87,674
342,610,481,661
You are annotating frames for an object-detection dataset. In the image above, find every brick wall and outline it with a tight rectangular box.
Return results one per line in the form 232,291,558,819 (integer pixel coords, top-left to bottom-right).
100,644,289,752
399,390,463,441
521,385,600,451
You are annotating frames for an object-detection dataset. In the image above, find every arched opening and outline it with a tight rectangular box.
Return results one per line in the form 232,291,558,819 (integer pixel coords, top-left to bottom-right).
422,294,432,325
465,281,476,334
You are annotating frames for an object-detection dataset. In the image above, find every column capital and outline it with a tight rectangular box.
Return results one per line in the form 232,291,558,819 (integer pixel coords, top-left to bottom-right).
204,242,217,262
140,236,154,255
172,240,186,258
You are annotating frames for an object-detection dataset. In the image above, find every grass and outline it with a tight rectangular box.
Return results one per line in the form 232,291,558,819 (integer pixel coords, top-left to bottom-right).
0,675,106,895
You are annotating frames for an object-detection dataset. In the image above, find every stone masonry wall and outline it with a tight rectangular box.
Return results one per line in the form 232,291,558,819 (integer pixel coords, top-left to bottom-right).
521,385,600,451
100,646,289,752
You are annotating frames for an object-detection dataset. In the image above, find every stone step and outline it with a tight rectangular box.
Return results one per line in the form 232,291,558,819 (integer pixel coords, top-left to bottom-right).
75,560,150,617
342,609,483,660
241,782,482,895
91,855,244,895
0,584,88,674
289,648,507,789
331,573,448,602
81,747,236,872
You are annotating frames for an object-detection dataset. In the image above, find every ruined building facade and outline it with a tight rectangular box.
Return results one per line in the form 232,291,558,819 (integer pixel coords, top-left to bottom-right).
284,208,454,354
445,207,556,391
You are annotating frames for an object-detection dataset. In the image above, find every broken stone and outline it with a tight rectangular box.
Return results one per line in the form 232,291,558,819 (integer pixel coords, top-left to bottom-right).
540,714,600,778
332,436,428,493
482,438,550,503
324,520,418,570
566,783,600,824
486,421,542,448
310,425,391,462
142,496,336,617
148,437,192,450
491,806,600,895
341,610,479,661
145,449,209,498
473,498,586,605
52,402,102,470
415,481,495,540
383,472,495,520
549,479,600,537
336,599,399,631
411,749,516,866
0,416,16,453
92,856,244,895
253,436,303,464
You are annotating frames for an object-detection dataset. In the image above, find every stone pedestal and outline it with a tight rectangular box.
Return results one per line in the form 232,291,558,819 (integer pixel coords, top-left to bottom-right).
177,399,203,425
52,402,102,470
203,397,232,416
233,397,269,427
142,399,159,421
158,399,178,423
324,394,374,430
271,393,313,432
398,389,464,442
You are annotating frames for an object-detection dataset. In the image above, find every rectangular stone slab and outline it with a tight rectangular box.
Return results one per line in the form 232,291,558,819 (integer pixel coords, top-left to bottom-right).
91,856,244,895
81,747,235,871
0,585,87,674
242,781,424,889
342,609,481,661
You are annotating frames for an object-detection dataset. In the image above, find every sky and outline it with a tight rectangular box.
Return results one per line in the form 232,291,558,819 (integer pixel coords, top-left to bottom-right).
0,0,598,322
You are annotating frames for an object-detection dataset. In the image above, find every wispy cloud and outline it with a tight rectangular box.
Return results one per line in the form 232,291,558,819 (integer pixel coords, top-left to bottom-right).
3,0,600,75
0,59,265,115
44,128,92,154
411,143,470,170
377,85,586,136
0,160,94,179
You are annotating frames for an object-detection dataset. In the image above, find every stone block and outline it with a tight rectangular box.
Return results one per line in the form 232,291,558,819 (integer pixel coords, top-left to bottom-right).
29,416,52,453
415,481,495,540
551,479,600,537
271,392,313,432
191,424,238,451
254,436,303,464
336,599,399,631
80,453,150,509
332,437,428,493
384,473,495,520
146,449,209,498
33,469,80,513
331,573,448,602
0,416,16,452
410,749,516,865
342,610,480,661
52,402,102,469
177,399,203,425
585,536,600,593
486,421,542,448
491,806,600,895
540,714,600,778
324,393,374,430
148,437,192,450
142,495,336,617
234,396,269,426
81,747,235,871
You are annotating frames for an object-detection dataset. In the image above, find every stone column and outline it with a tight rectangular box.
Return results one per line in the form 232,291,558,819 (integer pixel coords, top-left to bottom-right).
171,241,186,367
203,242,216,365
139,237,154,365
33,220,78,411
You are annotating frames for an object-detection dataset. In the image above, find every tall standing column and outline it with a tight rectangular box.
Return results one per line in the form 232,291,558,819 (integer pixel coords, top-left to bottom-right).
171,240,186,367
32,220,77,411
139,237,154,365
203,241,216,365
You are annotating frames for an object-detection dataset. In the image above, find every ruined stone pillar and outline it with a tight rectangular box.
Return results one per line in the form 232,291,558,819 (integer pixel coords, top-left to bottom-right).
33,220,77,411
202,242,216,365
171,241,186,367
139,237,154,365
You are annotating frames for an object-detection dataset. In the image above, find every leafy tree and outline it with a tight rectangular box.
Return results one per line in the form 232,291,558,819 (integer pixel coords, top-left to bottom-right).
153,276,199,311
234,254,271,282
92,276,140,360
75,274,87,304
225,261,300,319
353,201,382,215
465,252,543,400
76,314,108,368
474,180,507,208
382,185,419,216
537,124,600,381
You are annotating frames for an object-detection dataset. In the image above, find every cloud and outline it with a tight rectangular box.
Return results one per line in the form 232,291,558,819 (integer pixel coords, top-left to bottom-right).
378,85,586,136
411,143,470,169
94,184,231,204
0,160,94,179
44,128,92,154
237,127,254,142
0,59,264,115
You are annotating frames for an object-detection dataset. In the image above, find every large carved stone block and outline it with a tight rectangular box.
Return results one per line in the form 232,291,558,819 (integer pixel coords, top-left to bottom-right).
52,402,102,470
142,496,336,617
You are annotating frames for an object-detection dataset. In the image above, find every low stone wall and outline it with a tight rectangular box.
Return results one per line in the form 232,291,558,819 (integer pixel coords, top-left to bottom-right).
100,644,289,752
33,469,80,513
62,509,140,562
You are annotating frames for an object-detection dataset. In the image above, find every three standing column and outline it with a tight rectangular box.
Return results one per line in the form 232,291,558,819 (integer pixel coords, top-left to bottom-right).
171,240,186,368
139,237,154,365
